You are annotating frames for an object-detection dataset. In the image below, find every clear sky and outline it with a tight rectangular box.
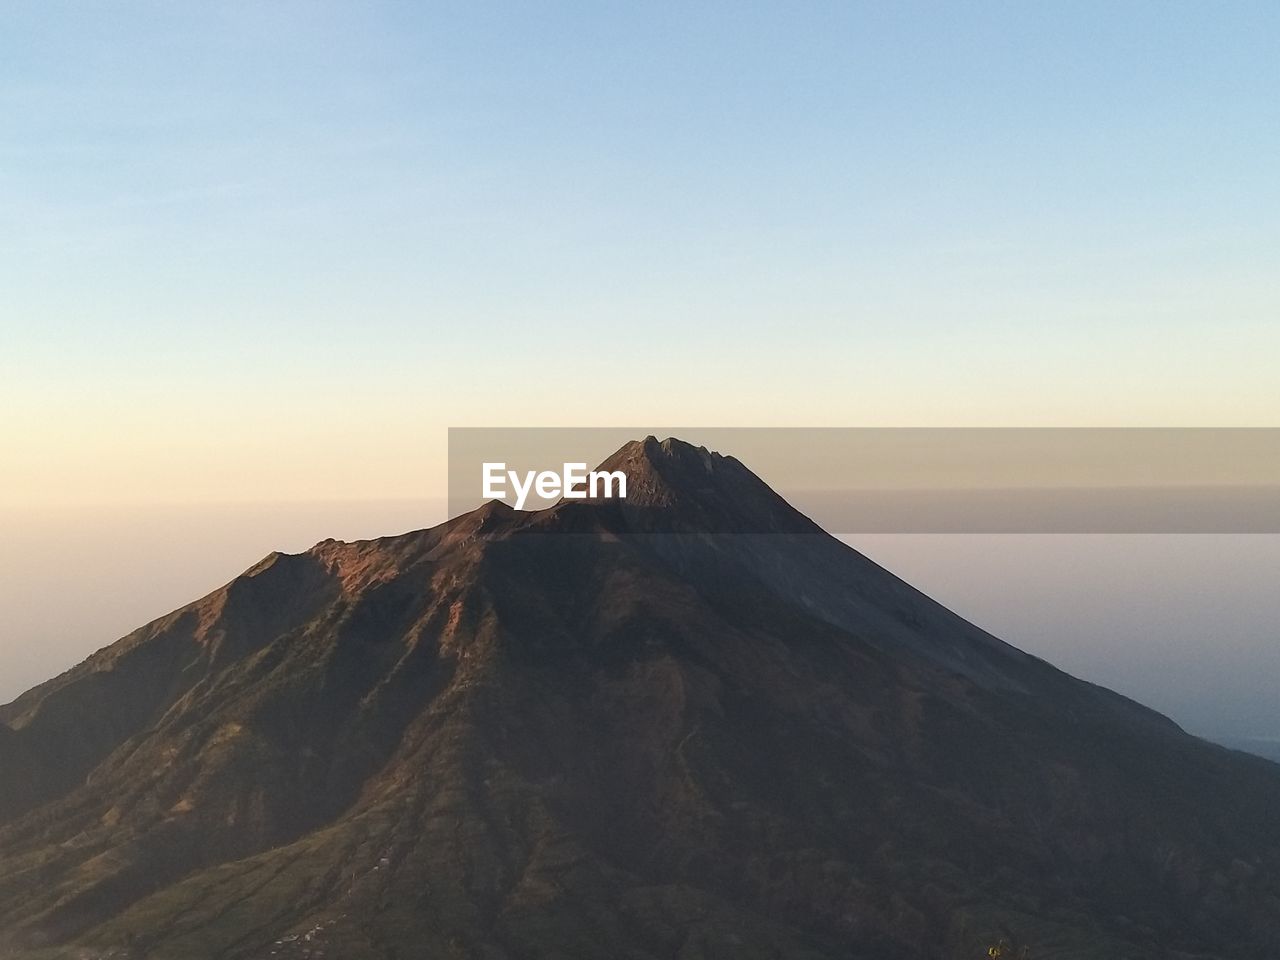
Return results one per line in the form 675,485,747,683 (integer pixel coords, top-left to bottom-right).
4,1,1279,505
1,4,1278,741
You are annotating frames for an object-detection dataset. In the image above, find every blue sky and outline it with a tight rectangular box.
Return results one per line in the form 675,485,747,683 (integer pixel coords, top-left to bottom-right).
3,2,1279,504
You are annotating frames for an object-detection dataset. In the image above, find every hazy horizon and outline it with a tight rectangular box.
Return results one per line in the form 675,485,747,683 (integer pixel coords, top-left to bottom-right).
3,496,1276,749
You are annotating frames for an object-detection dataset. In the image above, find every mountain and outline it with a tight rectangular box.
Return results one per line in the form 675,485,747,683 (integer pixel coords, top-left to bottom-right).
1216,737,1280,766
1,437,1278,959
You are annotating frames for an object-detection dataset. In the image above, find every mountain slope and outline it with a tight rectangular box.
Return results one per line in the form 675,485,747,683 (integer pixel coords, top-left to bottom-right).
1,437,1278,959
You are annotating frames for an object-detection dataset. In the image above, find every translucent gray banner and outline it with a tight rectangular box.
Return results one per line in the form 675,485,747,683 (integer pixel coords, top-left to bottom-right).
448,428,1280,533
